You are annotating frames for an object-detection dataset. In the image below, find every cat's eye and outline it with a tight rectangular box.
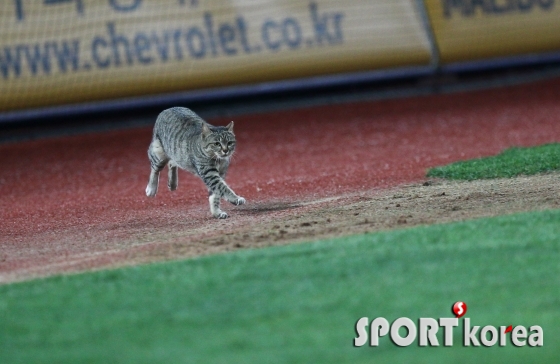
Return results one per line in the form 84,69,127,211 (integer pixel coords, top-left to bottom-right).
214,142,220,146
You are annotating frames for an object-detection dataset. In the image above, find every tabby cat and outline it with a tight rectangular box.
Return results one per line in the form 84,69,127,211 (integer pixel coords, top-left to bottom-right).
146,107,245,219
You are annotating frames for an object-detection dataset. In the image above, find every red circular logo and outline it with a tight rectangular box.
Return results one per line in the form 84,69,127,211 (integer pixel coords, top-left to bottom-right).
452,301,467,318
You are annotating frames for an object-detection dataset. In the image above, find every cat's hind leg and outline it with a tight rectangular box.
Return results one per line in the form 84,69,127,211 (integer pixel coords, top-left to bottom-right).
146,138,169,197
168,161,178,191
208,191,228,219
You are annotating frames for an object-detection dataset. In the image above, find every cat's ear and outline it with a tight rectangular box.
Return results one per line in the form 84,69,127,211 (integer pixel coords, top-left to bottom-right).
201,123,211,138
226,121,234,132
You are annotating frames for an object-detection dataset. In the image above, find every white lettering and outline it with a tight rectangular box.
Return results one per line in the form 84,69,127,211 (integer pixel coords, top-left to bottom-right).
480,325,498,347
512,326,527,347
528,325,543,347
370,317,389,346
419,318,439,346
353,317,369,347
439,318,458,346
390,317,417,347
463,318,480,346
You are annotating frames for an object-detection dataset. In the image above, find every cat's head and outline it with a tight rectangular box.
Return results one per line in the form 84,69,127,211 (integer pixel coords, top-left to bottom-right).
202,121,236,159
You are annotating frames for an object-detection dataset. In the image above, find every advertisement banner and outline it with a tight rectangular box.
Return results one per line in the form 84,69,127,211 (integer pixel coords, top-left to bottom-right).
0,0,432,111
425,0,560,64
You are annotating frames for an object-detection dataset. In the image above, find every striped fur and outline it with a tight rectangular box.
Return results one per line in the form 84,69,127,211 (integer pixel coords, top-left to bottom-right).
146,107,245,219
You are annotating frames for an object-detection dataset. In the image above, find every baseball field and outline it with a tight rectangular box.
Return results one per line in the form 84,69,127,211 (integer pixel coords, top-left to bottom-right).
1,76,559,362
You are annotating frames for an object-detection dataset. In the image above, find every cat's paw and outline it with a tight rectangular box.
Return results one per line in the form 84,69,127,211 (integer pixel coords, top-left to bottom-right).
213,211,229,219
168,182,177,191
146,185,157,197
230,197,246,206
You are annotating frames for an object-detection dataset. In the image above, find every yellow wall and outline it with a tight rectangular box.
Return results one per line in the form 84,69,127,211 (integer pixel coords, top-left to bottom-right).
424,0,560,63
0,0,432,111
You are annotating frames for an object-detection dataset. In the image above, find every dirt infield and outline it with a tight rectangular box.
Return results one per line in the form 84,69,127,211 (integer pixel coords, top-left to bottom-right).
2,77,560,283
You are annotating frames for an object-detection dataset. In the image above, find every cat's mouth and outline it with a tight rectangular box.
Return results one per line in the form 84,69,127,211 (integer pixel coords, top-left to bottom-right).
215,151,231,159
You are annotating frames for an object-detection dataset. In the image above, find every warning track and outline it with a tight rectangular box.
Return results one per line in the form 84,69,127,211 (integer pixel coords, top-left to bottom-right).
2,77,560,283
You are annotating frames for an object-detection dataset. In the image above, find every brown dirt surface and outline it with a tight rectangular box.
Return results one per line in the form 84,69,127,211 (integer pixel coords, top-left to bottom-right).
2,77,560,284
2,173,558,284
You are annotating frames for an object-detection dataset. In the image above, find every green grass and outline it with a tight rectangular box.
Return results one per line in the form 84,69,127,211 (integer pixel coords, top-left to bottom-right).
427,143,560,180
1,210,560,363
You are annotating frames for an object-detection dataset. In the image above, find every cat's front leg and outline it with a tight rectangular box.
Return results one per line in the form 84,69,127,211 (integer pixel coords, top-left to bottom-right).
200,167,245,217
208,192,228,219
217,171,245,205
208,185,245,219
228,194,246,206
216,183,245,206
